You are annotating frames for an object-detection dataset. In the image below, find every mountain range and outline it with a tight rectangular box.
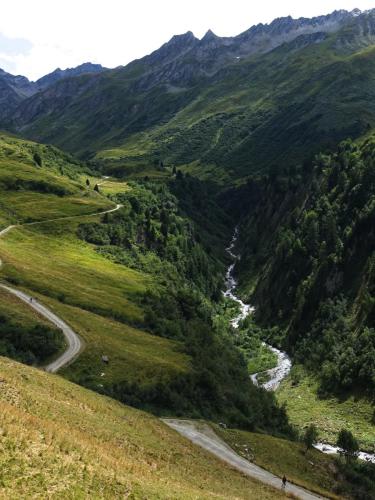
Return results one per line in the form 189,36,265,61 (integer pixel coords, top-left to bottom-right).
2,8,375,180
0,62,106,117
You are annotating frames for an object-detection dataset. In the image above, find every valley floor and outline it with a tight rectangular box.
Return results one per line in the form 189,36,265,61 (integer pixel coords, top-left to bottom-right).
277,372,374,452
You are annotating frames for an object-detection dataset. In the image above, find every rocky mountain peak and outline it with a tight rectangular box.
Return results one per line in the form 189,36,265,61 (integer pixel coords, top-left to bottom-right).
36,62,106,90
201,29,219,41
167,31,198,47
143,31,199,67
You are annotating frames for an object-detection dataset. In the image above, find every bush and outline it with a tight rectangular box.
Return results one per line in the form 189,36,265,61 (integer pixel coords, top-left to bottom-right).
302,424,318,452
337,429,359,463
0,314,64,365
33,152,42,166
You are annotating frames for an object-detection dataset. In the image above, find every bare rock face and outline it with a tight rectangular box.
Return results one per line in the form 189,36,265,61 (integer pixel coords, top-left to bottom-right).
119,8,374,90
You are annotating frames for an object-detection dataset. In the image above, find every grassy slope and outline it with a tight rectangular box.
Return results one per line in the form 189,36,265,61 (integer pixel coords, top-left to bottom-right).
0,220,148,323
214,425,340,499
277,373,375,452
51,298,190,390
0,356,286,499
0,133,192,395
0,286,67,365
0,286,58,331
0,133,111,228
0,219,190,390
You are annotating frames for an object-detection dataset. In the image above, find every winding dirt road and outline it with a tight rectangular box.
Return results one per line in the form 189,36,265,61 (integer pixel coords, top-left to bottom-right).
0,284,82,373
163,419,324,500
0,202,122,373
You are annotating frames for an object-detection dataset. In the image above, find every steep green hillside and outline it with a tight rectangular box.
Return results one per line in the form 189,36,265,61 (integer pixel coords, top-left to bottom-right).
233,137,375,444
0,356,287,499
97,23,375,180
0,133,111,228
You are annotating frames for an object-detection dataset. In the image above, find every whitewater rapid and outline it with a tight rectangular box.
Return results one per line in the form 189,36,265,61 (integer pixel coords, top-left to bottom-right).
223,228,291,391
313,443,375,464
224,228,375,463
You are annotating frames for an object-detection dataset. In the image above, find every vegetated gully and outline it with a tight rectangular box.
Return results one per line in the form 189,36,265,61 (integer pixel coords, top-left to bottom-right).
224,228,375,464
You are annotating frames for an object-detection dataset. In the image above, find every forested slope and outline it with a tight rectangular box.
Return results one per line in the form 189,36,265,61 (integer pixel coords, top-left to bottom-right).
236,138,375,397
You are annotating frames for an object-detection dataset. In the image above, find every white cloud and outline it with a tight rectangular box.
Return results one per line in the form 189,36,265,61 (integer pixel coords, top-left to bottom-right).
0,0,374,80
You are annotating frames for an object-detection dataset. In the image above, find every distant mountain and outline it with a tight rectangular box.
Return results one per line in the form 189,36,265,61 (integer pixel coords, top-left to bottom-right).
0,68,36,116
3,8,375,179
122,9,359,88
0,63,106,118
36,62,107,90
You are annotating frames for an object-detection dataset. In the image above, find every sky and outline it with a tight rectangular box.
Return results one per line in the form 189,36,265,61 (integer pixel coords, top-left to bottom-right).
1,0,374,80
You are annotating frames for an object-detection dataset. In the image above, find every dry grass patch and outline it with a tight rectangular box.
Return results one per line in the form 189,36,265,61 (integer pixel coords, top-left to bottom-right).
0,357,288,499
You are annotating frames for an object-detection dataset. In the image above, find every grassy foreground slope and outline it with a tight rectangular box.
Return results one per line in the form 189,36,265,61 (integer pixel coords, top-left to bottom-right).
0,356,286,499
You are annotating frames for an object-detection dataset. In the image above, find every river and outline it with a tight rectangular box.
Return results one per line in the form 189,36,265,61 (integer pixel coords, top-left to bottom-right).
223,228,291,390
224,228,375,464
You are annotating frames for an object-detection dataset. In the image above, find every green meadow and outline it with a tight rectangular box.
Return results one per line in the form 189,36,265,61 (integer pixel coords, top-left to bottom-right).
0,133,112,227
277,373,375,452
0,219,148,323
0,208,193,399
215,424,341,499
0,133,193,397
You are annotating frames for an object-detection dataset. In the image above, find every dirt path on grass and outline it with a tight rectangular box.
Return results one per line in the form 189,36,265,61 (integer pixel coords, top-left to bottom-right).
0,202,122,373
163,419,325,500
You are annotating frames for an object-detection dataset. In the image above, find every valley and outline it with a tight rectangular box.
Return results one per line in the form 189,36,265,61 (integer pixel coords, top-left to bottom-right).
0,5,374,499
